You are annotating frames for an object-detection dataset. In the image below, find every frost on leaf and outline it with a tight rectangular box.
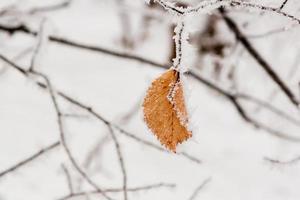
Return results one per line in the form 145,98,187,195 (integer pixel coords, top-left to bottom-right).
143,69,192,152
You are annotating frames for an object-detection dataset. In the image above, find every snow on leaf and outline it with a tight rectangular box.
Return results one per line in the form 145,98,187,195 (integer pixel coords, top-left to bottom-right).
143,69,192,152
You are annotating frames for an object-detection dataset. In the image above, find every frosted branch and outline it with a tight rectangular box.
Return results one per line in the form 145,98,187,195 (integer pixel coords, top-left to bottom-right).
230,1,300,24
172,18,184,70
152,0,300,24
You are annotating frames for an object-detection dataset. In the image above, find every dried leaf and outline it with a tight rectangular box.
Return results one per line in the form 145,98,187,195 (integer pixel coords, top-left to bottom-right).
143,69,192,152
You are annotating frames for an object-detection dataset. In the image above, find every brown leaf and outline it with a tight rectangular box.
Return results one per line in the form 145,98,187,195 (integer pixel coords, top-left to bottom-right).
143,69,192,152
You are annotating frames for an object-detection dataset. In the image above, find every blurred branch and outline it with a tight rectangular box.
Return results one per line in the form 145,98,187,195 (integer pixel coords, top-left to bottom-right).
58,182,176,200
29,19,47,72
0,23,166,68
115,0,134,49
237,93,300,128
77,135,110,190
187,177,211,200
0,141,60,179
229,1,300,24
153,0,300,24
107,126,128,200
29,0,72,14
253,52,300,113
264,156,300,165
0,0,71,17
0,45,34,76
279,0,289,10
219,8,300,108
82,135,110,172
62,164,74,195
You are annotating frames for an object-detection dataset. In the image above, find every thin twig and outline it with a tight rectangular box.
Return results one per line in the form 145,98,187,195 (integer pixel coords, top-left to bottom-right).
236,93,300,128
0,45,34,75
107,126,128,200
31,70,114,200
58,182,176,200
153,0,300,24
188,177,211,200
0,141,60,178
279,0,289,10
0,24,166,68
29,19,47,72
187,70,300,142
61,164,74,195
264,156,300,165
29,0,72,14
229,1,300,24
219,8,300,108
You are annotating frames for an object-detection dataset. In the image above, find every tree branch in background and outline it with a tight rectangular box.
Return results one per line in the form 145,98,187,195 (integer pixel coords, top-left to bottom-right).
0,141,60,179
61,164,74,196
279,0,290,10
237,93,300,127
58,182,176,200
219,7,299,108
29,0,72,14
0,0,72,17
107,126,128,200
187,177,211,200
153,0,300,24
29,19,47,72
264,155,300,165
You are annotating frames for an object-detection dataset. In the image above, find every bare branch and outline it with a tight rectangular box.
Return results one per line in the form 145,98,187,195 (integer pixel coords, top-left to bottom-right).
188,177,211,200
0,141,60,179
61,164,74,195
30,70,114,200
58,182,176,200
0,24,166,68
230,1,300,24
29,19,47,72
29,0,72,14
152,0,300,24
264,156,300,165
219,8,300,108
237,93,300,128
278,0,289,10
107,126,128,200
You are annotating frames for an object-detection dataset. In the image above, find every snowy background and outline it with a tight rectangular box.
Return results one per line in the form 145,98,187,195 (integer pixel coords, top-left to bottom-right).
1,0,300,200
